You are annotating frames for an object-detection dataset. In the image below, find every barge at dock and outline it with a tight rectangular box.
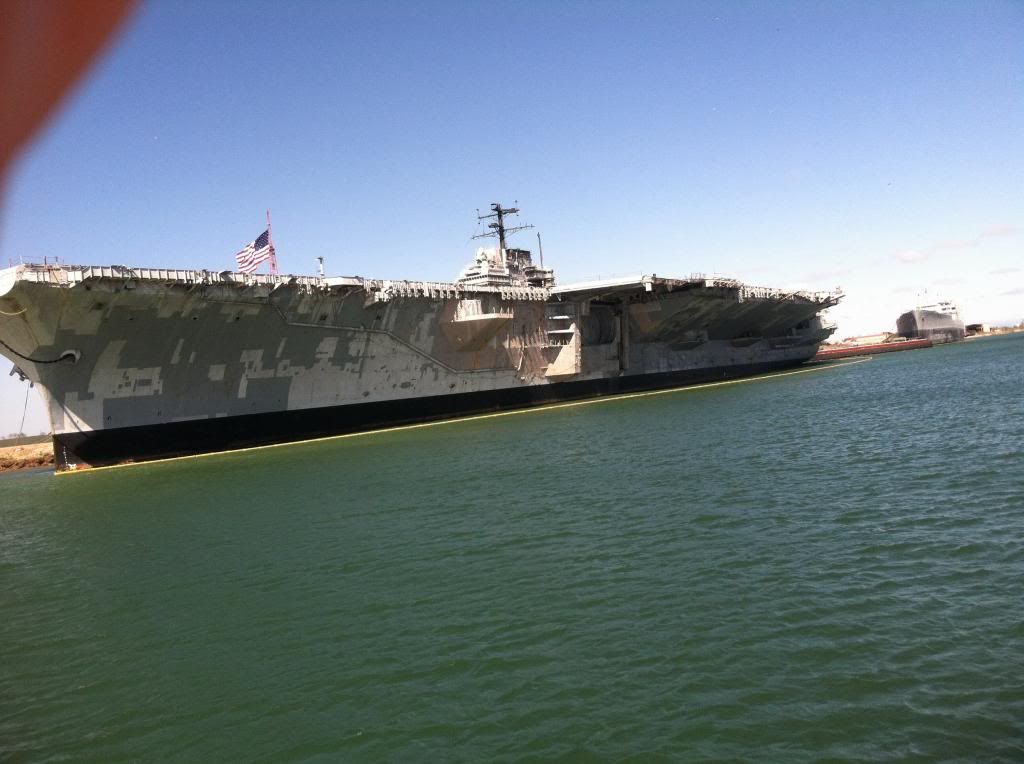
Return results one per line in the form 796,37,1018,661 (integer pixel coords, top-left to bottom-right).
814,337,933,360
0,204,841,471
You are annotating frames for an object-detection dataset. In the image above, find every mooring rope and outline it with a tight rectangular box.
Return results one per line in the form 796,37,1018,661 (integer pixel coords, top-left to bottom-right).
0,337,71,364
19,384,31,435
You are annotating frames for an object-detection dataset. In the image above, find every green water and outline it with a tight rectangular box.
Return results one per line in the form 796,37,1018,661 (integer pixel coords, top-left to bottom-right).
3,335,1023,761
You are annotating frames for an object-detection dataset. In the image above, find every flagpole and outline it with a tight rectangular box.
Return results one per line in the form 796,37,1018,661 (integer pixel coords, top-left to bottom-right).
266,208,279,275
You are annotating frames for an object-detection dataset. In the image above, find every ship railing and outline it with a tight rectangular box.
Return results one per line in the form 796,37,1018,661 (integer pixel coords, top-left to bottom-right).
16,263,332,291
680,272,841,305
14,263,843,305
737,285,844,305
685,273,741,289
6,255,66,269
366,278,548,303
14,264,552,300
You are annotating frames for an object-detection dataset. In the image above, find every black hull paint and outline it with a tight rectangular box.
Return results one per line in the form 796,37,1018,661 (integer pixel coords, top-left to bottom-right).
53,359,806,470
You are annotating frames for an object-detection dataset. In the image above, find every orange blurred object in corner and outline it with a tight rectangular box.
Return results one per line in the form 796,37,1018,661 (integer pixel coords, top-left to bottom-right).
0,0,136,181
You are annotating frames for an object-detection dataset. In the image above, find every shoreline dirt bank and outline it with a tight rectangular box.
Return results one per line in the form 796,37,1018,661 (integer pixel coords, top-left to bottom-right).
0,441,54,473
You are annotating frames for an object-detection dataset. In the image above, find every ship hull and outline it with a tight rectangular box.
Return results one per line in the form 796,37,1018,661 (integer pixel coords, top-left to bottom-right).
51,357,804,469
1,264,840,471
896,308,965,343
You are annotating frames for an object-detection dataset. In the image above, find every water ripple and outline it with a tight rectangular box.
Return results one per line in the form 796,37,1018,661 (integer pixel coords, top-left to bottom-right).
2,336,1023,760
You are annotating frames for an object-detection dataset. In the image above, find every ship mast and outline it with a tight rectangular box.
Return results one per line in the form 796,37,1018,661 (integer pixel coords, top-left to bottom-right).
473,202,533,265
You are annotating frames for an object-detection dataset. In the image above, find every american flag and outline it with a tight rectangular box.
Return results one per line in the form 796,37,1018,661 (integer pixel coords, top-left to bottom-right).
235,229,274,274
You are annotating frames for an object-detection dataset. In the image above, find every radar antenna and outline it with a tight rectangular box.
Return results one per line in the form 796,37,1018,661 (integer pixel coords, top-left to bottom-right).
473,202,534,264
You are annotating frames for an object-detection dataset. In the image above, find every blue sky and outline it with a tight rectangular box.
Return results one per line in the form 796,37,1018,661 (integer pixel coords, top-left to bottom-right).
2,0,1022,434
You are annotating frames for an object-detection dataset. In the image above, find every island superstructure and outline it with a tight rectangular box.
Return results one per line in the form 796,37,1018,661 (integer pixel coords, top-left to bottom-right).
0,204,841,471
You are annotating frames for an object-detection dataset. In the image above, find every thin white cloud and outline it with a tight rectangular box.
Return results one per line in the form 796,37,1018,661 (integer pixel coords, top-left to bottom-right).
895,250,927,263
894,224,1023,265
929,238,973,253
799,256,882,285
803,265,856,282
981,225,1023,238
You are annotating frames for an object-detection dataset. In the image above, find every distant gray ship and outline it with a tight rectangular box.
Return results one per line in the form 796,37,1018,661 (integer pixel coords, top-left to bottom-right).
0,204,841,471
896,301,965,344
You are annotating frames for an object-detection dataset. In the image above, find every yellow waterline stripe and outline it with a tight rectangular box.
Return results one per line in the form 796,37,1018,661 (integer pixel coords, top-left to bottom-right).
56,357,870,477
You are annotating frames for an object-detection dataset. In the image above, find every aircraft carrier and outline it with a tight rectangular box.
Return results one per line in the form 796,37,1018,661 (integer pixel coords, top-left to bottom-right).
0,204,841,471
